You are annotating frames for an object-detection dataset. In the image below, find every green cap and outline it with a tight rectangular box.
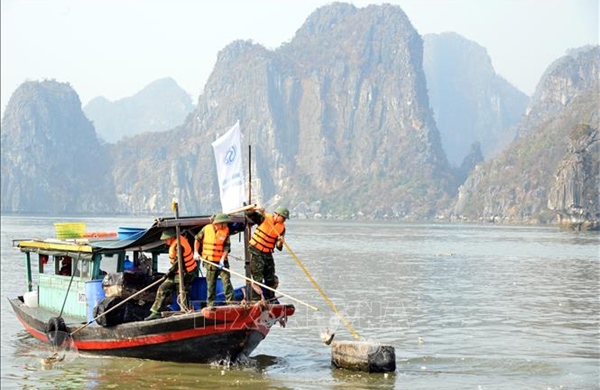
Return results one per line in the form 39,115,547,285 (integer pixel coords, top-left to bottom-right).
213,213,232,224
275,206,290,219
160,228,176,240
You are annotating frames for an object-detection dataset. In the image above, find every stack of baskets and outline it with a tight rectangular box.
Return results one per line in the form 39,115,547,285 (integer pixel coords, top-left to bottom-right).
54,222,87,239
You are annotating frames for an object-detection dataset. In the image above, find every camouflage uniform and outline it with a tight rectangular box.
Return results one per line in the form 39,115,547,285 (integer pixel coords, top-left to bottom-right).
194,214,235,308
249,248,277,300
150,272,194,313
145,229,197,320
204,261,234,307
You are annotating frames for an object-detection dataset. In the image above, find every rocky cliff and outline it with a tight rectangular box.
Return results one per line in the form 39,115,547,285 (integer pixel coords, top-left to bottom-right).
423,33,529,166
547,123,599,230
520,46,600,137
109,3,457,219
0,80,117,214
454,46,599,225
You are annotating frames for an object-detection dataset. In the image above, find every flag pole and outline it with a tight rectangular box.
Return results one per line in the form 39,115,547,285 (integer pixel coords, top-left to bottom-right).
244,144,253,305
172,198,189,312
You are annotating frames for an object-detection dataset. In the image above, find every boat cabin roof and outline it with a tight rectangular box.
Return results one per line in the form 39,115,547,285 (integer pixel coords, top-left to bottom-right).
14,214,249,259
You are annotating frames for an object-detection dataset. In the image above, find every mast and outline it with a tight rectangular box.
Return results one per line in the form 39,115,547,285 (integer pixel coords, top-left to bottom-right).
244,145,252,303
173,199,188,311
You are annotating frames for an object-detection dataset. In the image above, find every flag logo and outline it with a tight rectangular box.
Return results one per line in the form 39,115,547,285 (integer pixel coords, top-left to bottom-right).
224,145,237,166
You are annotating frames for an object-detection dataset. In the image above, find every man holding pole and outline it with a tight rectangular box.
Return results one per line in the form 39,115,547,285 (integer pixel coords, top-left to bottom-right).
245,205,289,302
193,213,235,307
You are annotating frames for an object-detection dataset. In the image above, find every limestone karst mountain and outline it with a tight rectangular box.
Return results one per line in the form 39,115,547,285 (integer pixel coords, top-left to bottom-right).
423,32,529,166
110,3,457,218
454,46,599,227
0,80,117,214
1,4,596,228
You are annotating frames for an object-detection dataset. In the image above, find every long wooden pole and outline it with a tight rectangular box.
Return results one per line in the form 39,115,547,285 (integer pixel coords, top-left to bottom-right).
172,198,189,311
257,212,360,338
59,253,81,318
71,276,166,336
282,240,361,340
225,204,257,215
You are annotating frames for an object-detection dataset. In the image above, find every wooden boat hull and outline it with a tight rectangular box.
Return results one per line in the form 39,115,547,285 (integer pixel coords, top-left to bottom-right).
9,297,294,363
10,214,297,364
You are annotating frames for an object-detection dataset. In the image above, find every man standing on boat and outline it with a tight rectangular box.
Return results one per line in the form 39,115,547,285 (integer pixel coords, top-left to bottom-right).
145,228,197,321
245,205,289,302
193,213,235,307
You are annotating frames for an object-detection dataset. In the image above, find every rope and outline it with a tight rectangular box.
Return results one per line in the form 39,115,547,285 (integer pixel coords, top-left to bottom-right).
177,292,193,313
196,257,318,311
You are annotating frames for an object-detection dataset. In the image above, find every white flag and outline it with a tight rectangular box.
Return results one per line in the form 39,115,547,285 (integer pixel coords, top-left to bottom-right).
212,121,246,213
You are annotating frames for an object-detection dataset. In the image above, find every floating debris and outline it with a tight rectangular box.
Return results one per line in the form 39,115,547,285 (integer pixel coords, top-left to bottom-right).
320,328,335,345
40,352,65,368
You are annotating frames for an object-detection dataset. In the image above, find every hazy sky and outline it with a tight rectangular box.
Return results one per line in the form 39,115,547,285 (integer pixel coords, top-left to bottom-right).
1,0,598,117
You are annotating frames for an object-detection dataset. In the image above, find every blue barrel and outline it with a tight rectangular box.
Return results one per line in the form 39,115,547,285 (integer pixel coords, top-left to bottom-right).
124,255,134,271
85,280,106,324
170,277,223,310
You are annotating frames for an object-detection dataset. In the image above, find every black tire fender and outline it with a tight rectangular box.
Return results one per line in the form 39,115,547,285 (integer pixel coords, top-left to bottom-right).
46,316,67,346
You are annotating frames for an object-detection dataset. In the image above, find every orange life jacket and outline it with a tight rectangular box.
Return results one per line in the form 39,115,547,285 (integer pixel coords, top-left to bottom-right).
201,225,229,263
168,236,197,273
250,214,285,253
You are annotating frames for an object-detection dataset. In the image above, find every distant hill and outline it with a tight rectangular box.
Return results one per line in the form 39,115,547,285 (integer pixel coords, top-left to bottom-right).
83,77,193,143
423,32,529,166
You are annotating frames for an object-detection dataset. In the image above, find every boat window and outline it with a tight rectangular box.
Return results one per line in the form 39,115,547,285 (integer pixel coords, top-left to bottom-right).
77,259,91,279
137,252,153,275
58,256,72,276
124,255,134,271
55,256,91,278
156,253,173,274
100,254,119,274
120,252,153,275
39,254,54,274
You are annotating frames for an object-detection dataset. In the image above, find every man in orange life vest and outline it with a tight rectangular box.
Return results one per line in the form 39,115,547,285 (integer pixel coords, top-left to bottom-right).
245,205,289,301
193,213,235,307
145,228,197,321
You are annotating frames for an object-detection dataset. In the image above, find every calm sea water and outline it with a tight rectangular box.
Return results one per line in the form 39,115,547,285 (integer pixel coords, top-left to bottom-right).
1,215,599,389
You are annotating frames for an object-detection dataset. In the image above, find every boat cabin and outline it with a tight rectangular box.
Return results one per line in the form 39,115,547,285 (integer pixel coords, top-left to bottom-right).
14,215,248,324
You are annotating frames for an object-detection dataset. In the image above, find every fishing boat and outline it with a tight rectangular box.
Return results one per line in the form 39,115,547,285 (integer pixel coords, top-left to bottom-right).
8,213,295,364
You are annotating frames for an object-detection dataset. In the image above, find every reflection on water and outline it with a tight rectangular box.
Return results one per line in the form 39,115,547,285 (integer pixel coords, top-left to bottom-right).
1,216,598,389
